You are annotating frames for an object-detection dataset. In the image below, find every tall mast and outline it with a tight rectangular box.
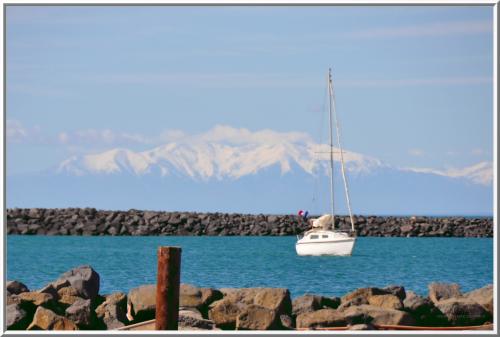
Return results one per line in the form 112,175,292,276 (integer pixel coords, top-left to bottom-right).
327,68,335,231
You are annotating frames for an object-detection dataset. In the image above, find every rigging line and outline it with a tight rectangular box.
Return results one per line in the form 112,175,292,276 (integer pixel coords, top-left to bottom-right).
330,71,355,232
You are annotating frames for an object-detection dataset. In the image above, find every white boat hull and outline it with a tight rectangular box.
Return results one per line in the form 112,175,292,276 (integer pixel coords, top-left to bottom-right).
295,231,356,256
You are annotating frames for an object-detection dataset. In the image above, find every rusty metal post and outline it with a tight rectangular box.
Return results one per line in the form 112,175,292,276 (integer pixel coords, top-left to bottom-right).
155,246,181,330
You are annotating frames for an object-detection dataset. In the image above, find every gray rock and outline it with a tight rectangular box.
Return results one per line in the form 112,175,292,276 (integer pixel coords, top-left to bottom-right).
341,287,389,304
435,298,491,326
296,309,346,329
180,284,222,318
127,284,156,322
7,280,30,295
402,291,447,326
6,303,31,330
236,304,281,330
368,294,403,310
95,292,128,329
56,265,100,300
428,282,461,304
383,285,406,300
65,298,94,328
179,309,217,330
464,284,493,315
341,305,417,326
38,284,59,299
292,294,323,317
27,306,78,330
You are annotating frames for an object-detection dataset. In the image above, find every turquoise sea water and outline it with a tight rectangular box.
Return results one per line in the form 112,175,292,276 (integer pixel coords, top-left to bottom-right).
7,236,492,298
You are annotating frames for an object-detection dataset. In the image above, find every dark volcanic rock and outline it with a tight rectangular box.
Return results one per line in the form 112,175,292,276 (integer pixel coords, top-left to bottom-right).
6,208,493,237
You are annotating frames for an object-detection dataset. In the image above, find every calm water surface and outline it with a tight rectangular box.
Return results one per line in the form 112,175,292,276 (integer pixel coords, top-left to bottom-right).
7,236,492,298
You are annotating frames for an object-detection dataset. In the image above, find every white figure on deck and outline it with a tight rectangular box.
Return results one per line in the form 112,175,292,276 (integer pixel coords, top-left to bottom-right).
310,214,333,229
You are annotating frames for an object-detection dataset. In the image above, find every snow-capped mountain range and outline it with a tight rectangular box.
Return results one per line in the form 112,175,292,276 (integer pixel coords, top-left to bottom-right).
56,141,384,180
56,124,492,186
7,125,493,215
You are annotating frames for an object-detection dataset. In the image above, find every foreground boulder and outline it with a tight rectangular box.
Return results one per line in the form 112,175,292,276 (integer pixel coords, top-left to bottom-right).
179,309,218,330
296,309,346,329
292,294,340,317
17,291,59,314
368,294,403,310
65,298,95,329
7,281,29,295
27,307,78,330
428,283,461,304
180,284,222,317
95,292,128,329
383,285,406,301
435,298,491,326
127,284,156,322
463,284,493,315
403,291,447,326
55,265,100,301
208,297,242,329
57,286,83,307
339,287,389,309
6,304,31,330
341,305,416,326
236,304,281,330
209,288,292,330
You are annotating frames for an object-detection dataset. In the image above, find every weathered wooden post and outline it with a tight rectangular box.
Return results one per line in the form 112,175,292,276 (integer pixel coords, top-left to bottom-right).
155,246,181,330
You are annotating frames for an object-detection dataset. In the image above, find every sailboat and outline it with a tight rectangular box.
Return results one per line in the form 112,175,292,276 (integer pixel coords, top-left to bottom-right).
295,68,356,256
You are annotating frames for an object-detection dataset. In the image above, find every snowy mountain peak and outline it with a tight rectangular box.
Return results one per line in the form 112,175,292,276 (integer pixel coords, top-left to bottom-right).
56,125,492,186
57,134,382,180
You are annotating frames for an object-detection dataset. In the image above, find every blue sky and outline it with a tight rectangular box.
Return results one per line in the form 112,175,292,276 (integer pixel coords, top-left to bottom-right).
6,5,494,175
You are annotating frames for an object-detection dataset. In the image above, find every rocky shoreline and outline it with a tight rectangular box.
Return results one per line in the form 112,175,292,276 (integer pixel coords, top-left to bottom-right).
6,208,493,237
7,265,493,330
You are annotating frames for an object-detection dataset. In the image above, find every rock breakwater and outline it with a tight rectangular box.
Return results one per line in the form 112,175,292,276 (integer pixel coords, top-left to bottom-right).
7,265,493,330
6,208,492,237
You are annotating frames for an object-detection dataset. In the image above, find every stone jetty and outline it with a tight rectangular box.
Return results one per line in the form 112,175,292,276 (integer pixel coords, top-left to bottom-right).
6,208,492,237
6,265,493,330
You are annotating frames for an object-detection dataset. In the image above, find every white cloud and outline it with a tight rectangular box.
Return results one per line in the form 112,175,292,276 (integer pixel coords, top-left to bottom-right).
6,119,45,143
196,124,313,146
7,120,28,142
58,129,153,147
